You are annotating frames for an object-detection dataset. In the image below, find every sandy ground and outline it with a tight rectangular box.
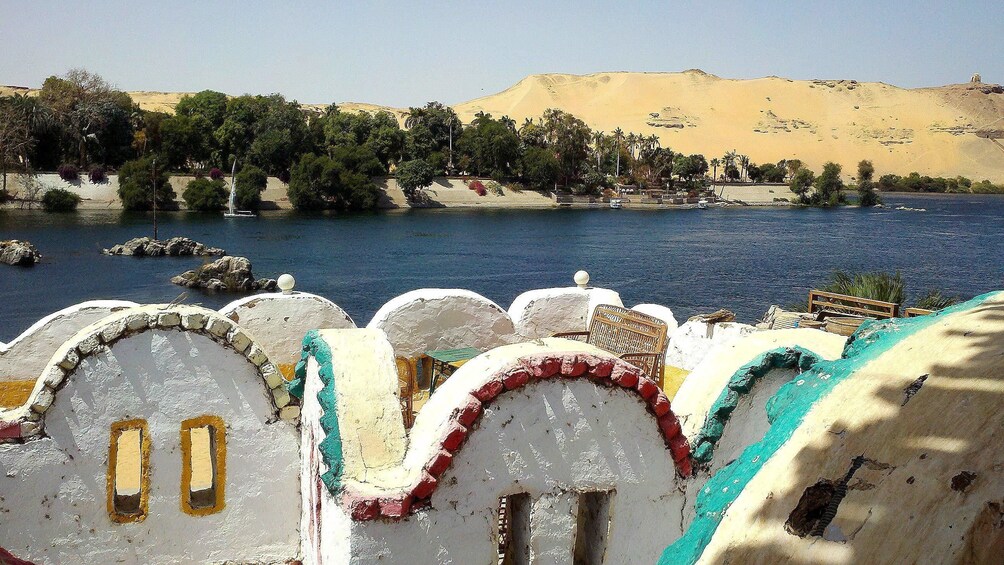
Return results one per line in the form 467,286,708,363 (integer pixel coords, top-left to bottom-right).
6,70,1003,181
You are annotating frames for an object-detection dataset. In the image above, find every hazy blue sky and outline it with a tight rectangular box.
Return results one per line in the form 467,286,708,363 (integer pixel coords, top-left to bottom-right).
2,1,1001,107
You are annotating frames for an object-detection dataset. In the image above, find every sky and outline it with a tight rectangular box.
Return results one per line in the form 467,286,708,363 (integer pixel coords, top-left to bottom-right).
2,1,1002,108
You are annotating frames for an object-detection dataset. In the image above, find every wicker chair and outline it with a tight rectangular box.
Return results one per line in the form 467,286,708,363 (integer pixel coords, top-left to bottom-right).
396,356,418,429
553,304,668,381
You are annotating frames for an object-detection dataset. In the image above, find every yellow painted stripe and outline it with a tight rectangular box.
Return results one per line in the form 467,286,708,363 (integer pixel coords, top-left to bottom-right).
0,380,35,408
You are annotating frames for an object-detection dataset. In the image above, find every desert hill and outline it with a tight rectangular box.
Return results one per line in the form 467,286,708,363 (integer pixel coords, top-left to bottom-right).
5,70,1004,180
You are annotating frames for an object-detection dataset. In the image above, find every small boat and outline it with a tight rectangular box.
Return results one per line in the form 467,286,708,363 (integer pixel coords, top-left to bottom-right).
609,198,623,209
223,160,257,218
697,199,709,209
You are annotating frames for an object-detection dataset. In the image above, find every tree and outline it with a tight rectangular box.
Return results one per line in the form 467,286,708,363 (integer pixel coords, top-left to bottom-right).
789,167,815,202
37,69,137,167
538,109,591,184
287,151,381,211
41,188,81,212
234,164,268,211
455,113,520,178
183,178,229,211
815,161,844,206
396,158,435,200
856,159,880,207
117,156,174,211
216,94,310,176
520,146,560,190
709,158,720,183
0,96,35,195
403,102,461,173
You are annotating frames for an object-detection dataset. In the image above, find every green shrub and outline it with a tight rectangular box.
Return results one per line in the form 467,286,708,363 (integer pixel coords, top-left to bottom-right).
396,158,435,201
183,178,228,211
117,156,174,211
913,290,960,311
42,188,81,212
234,164,267,211
821,270,906,305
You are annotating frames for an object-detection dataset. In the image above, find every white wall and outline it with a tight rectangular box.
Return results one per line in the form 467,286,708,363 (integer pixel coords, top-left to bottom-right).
0,300,137,383
300,335,687,564
367,289,516,358
0,328,301,564
220,292,356,377
508,286,623,338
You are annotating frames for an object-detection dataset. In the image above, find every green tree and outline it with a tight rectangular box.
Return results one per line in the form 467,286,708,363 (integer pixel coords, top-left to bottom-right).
815,162,845,206
520,146,560,190
395,158,435,200
183,178,229,211
789,167,815,202
41,188,81,212
287,151,381,211
117,156,174,211
216,94,310,175
234,164,268,211
403,102,461,173
456,113,521,178
538,109,591,184
856,159,880,207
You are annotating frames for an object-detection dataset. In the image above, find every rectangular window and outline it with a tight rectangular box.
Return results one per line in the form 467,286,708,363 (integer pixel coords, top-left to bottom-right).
107,419,150,523
498,493,531,565
573,490,614,565
181,415,226,516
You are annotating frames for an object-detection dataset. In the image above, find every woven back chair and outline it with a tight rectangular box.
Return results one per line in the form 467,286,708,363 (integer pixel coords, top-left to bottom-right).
554,304,668,380
395,356,417,429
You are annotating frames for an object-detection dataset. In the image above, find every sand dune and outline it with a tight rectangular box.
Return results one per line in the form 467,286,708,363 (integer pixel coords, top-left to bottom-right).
5,70,1003,180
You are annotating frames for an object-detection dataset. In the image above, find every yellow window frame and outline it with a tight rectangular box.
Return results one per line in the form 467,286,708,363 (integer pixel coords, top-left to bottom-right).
107,418,151,523
180,415,226,516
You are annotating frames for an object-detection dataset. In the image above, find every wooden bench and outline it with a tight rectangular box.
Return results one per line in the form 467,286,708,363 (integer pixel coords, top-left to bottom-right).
554,304,668,381
808,290,899,319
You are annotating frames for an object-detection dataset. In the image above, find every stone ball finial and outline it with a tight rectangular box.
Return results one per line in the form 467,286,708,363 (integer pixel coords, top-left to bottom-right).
277,273,295,294
971,73,982,83
574,270,590,288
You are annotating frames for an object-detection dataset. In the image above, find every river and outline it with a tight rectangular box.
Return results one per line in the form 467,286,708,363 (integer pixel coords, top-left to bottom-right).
2,193,1002,340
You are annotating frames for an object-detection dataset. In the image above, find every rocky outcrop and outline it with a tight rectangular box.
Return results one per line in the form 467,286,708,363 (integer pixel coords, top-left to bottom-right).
0,240,41,267
103,237,225,257
171,256,276,293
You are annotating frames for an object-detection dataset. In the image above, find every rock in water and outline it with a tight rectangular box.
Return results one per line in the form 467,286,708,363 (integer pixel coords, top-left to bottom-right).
171,256,276,293
103,237,225,257
0,240,42,267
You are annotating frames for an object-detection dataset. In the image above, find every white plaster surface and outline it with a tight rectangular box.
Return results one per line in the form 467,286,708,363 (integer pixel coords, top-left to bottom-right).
630,303,679,336
508,287,623,338
664,320,758,371
220,292,356,374
0,329,301,564
305,336,684,564
672,329,847,439
366,289,517,357
0,300,137,382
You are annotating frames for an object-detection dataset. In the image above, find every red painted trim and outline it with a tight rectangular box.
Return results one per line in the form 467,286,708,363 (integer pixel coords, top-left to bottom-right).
0,422,20,440
0,547,36,565
341,352,692,521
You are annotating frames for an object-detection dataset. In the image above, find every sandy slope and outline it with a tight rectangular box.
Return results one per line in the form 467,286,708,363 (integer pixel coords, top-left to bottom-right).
5,70,1004,180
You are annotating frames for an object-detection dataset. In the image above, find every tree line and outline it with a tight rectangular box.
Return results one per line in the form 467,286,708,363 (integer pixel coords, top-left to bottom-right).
9,68,989,213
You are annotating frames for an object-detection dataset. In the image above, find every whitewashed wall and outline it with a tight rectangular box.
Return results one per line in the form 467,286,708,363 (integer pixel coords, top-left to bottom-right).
0,300,137,382
664,320,758,371
508,286,623,338
0,319,301,564
367,289,516,357
301,335,688,564
221,292,356,377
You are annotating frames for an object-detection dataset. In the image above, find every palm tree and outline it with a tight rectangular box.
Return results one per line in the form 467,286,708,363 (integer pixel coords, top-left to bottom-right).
626,133,639,159
593,131,604,169
738,155,750,183
710,158,720,183
723,150,737,181
613,128,624,177
500,115,516,133
403,108,424,130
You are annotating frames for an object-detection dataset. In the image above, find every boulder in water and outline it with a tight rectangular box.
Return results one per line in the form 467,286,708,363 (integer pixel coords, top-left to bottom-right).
0,240,41,267
171,256,277,293
103,237,225,257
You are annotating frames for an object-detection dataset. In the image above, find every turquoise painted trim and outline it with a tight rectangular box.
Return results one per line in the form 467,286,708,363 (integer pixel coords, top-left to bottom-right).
691,346,824,465
289,330,345,494
658,291,1000,565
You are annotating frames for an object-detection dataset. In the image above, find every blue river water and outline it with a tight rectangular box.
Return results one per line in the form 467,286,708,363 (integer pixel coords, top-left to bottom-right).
1,193,1002,340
